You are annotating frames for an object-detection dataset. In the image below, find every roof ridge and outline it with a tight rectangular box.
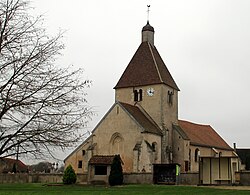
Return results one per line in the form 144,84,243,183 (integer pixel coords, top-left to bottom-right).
147,42,163,83
135,102,162,132
179,119,211,127
119,102,162,135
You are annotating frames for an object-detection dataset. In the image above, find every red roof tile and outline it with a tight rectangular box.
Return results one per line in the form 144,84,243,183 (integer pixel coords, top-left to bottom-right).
178,120,232,150
0,158,28,172
89,155,116,165
114,42,179,90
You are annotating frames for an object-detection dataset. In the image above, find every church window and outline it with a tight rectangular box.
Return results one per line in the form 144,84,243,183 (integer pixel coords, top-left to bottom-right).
78,160,83,168
82,150,86,156
95,165,107,175
139,89,143,101
168,90,174,105
195,148,200,162
134,89,143,102
116,106,119,114
152,142,158,160
152,142,156,152
188,149,191,171
110,132,124,154
134,90,138,101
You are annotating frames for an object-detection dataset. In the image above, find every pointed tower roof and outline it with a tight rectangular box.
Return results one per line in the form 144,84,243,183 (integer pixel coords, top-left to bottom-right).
114,24,179,90
142,21,154,32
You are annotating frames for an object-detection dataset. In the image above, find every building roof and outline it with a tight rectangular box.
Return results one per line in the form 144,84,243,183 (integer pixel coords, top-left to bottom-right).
178,120,232,150
119,102,162,136
114,42,179,90
89,155,118,165
0,158,28,172
142,21,154,32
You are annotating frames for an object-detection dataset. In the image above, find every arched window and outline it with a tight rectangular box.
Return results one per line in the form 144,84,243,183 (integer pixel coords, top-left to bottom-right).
134,89,143,102
134,90,138,101
152,142,158,152
168,90,174,105
152,142,156,152
188,149,191,171
110,132,124,154
195,148,200,162
139,89,143,101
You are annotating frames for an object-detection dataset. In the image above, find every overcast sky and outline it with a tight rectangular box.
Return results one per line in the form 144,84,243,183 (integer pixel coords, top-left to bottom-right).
29,0,250,163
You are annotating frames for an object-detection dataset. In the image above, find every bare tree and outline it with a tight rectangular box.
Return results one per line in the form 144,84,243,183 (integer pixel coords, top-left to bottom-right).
0,0,93,159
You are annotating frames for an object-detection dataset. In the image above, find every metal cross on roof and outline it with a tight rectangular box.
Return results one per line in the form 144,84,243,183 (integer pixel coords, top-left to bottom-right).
147,5,150,22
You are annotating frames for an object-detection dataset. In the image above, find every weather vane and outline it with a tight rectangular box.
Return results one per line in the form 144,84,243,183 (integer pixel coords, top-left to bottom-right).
147,5,150,22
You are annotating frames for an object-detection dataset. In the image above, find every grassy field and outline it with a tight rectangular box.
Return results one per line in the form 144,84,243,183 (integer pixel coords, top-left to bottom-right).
0,184,249,195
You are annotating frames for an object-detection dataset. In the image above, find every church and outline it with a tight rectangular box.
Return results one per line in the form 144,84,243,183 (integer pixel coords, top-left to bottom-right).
64,21,239,185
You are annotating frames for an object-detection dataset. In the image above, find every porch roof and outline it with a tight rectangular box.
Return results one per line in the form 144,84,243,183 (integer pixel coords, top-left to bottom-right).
89,155,119,165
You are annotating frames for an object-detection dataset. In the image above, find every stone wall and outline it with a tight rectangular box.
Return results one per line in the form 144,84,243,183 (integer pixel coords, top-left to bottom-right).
0,172,197,185
123,173,152,184
0,173,29,183
238,171,250,186
0,173,87,184
1,172,249,185
180,172,199,185
123,172,199,185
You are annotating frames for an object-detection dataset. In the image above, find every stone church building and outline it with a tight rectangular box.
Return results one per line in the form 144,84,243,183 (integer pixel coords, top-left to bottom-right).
65,21,239,185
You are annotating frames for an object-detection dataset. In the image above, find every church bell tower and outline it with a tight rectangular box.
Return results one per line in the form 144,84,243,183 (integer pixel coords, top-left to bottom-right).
114,20,179,163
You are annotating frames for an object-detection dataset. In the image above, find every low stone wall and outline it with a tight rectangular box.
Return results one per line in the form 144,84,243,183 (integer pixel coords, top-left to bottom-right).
180,172,199,185
29,173,63,183
239,171,250,186
0,173,87,184
123,173,152,184
123,172,199,185
0,173,29,183
1,172,249,185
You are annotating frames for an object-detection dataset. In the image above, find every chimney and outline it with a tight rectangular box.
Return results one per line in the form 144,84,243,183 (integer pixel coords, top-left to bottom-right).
233,143,236,151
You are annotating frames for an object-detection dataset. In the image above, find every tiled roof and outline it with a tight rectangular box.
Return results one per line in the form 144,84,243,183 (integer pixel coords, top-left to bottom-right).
0,158,28,172
114,42,179,90
142,21,154,32
119,102,162,136
89,155,116,165
178,120,232,150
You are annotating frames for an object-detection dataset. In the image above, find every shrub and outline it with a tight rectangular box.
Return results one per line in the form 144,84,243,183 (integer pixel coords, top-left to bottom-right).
108,155,123,186
62,165,77,184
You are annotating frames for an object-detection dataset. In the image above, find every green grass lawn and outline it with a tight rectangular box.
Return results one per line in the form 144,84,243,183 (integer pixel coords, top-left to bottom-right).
0,184,249,195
